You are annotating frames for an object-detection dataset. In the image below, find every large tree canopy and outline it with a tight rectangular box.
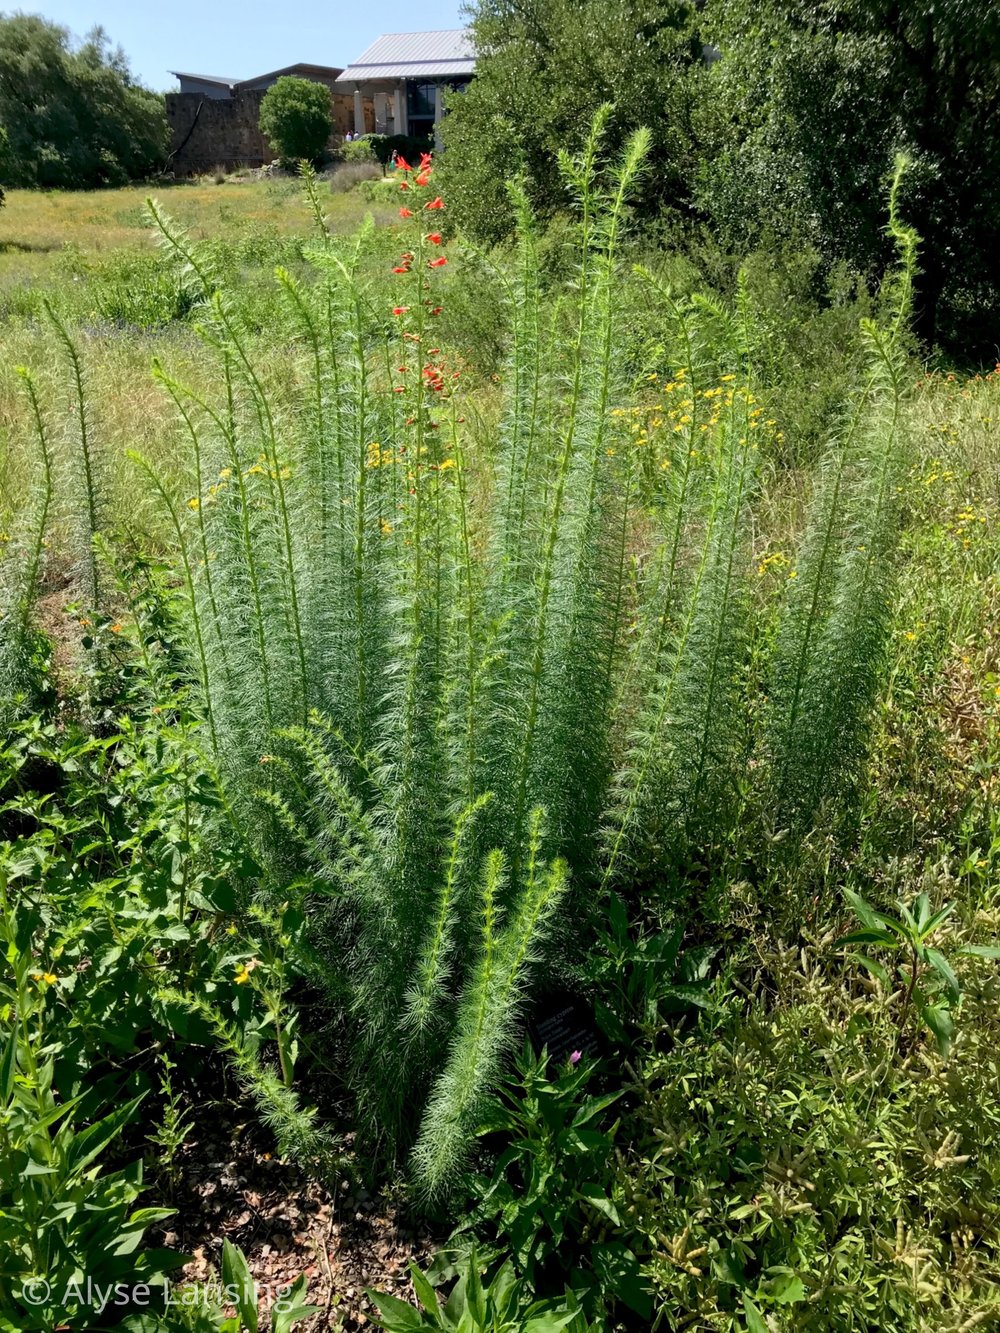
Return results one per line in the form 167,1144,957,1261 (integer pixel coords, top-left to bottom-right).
696,0,1000,349
437,0,702,245
443,0,1000,357
0,14,168,188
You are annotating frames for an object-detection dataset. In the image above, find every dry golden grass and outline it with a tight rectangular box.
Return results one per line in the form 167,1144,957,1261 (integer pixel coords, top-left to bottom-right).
0,177,389,284
0,177,397,536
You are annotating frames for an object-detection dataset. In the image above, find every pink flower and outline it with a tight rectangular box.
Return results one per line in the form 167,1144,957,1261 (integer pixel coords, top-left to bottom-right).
569,1050,582,1065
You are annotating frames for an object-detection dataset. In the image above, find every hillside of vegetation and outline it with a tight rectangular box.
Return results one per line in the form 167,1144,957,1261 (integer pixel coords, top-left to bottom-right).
2,117,1000,1333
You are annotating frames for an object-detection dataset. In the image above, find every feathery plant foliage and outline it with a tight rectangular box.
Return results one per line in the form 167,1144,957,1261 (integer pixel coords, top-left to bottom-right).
0,369,53,724
46,301,105,611
132,116,651,1194
93,120,918,1194
764,155,917,829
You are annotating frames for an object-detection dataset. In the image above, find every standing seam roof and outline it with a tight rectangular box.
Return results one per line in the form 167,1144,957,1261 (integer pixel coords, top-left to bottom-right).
337,29,475,82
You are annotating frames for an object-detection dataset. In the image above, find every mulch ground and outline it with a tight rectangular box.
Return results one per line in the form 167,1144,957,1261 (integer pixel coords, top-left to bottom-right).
152,1123,438,1330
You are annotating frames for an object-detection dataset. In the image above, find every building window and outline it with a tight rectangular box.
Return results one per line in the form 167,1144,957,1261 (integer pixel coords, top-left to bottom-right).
407,82,436,119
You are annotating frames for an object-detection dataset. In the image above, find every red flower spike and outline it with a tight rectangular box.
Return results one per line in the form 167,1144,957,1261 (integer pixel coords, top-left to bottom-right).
392,307,409,316
392,266,410,274
399,207,413,218
415,172,431,187
427,232,442,245
428,256,447,268
425,196,445,210
397,156,412,172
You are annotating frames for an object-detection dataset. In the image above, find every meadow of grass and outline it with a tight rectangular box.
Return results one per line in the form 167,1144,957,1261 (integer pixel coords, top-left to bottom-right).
2,135,1000,1333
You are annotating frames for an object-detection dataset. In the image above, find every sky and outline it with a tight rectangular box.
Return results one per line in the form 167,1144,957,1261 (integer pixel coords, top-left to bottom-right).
28,0,466,91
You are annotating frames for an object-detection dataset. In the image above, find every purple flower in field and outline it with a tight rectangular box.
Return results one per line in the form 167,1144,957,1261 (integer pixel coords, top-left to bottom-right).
569,1050,582,1065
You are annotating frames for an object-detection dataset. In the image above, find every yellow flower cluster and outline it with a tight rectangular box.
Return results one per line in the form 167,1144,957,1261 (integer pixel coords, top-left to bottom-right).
186,458,291,510
367,441,398,468
757,549,790,577
612,370,783,478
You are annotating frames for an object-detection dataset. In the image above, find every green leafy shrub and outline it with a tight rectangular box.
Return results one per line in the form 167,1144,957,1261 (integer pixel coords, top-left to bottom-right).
341,135,378,164
0,15,167,188
458,1047,648,1321
370,1250,593,1333
259,76,333,166
0,872,181,1331
620,925,1000,1329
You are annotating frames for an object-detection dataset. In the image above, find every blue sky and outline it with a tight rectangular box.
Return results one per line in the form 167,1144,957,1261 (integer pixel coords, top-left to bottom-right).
30,0,466,91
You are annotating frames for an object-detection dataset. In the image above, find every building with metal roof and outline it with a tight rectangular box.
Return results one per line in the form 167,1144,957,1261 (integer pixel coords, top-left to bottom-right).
170,63,344,100
334,30,475,144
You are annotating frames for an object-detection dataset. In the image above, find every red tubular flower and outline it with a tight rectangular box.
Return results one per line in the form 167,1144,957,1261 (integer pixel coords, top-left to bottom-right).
426,232,442,245
419,152,433,169
430,306,443,315
399,207,413,218
394,386,406,393
392,265,410,274
425,196,444,210
399,181,409,191
397,156,412,172
392,306,409,316
415,172,431,186
428,256,447,268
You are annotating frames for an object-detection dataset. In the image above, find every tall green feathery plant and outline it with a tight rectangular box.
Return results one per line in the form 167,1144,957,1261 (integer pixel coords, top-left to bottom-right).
132,117,653,1194
0,369,53,723
106,122,918,1196
764,156,917,828
600,283,761,892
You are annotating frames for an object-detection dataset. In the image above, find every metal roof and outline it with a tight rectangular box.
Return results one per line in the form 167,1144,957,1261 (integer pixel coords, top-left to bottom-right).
170,72,238,87
337,29,475,83
237,63,343,88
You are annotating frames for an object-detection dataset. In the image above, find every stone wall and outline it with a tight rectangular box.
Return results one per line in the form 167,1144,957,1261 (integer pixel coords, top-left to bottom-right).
166,89,373,173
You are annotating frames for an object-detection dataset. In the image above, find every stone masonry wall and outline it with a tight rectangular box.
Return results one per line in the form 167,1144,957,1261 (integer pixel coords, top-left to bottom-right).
166,89,373,174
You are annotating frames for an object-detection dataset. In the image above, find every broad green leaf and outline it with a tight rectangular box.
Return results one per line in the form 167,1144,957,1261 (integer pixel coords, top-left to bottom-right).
409,1263,439,1317
367,1288,430,1330
743,1294,769,1332
834,929,896,949
960,944,1000,959
925,948,961,1003
920,1003,955,1057
221,1239,257,1333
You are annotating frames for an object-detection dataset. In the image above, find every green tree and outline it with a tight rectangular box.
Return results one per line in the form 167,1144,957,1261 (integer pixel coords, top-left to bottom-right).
438,0,701,244
258,76,333,165
0,16,167,188
694,0,1000,354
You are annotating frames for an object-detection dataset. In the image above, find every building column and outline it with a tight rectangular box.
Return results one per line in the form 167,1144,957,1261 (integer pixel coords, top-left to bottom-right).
374,90,388,135
353,86,365,135
433,82,445,150
395,82,408,135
